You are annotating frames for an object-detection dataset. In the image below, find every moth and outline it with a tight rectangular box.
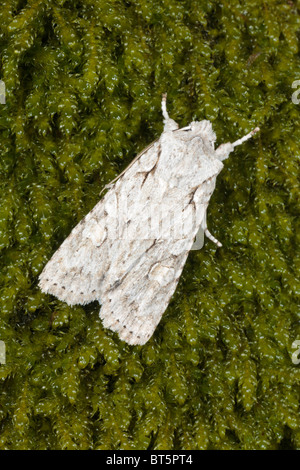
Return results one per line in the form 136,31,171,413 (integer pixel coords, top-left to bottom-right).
39,94,259,345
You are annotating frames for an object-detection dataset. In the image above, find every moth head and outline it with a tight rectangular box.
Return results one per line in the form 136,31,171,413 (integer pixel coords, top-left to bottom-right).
176,120,217,150
190,121,216,142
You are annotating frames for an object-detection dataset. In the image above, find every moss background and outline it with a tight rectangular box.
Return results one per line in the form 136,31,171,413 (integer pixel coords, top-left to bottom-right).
0,0,299,450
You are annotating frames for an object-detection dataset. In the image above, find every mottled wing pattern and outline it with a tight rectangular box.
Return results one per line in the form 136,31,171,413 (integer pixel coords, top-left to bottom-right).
99,178,217,345
99,219,206,346
39,92,260,345
38,140,160,306
39,95,227,345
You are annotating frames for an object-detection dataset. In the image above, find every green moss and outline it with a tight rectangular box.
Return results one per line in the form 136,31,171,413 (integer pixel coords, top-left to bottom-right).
0,0,299,450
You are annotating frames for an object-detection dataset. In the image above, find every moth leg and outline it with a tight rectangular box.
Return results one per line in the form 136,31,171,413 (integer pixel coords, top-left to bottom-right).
204,227,222,248
191,211,221,250
161,93,179,132
202,211,222,248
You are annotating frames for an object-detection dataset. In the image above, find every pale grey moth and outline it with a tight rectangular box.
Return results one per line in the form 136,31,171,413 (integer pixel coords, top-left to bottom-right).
39,94,259,345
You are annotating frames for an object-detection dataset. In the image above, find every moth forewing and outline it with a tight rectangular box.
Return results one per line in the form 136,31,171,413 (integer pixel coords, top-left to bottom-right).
100,138,160,194
39,94,259,345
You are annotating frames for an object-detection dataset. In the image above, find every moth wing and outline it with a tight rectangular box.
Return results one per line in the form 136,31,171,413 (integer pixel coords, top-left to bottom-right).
98,167,222,345
38,139,161,305
38,197,111,305
99,199,209,345
39,124,222,344
105,138,159,187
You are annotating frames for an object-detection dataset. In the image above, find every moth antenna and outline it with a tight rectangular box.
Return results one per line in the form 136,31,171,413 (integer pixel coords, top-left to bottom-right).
232,127,260,148
161,93,179,131
161,93,169,120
